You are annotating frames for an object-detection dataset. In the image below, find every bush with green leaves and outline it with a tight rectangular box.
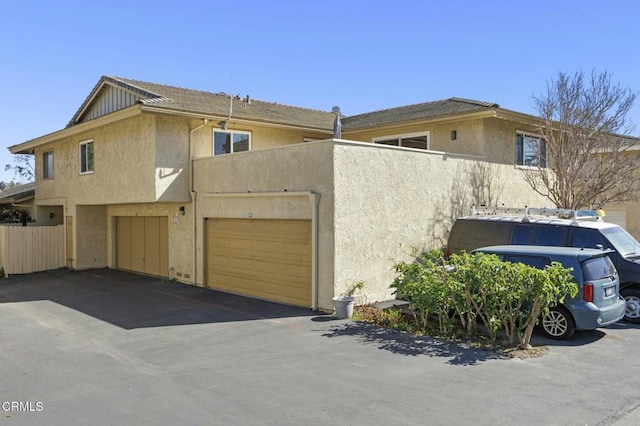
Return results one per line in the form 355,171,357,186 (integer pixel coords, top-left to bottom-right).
392,250,577,349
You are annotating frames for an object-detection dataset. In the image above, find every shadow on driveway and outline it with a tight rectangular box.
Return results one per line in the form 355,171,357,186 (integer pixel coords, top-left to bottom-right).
0,268,318,329
322,321,509,366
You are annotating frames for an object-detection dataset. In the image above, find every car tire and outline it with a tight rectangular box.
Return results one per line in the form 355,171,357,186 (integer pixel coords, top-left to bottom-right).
621,287,640,324
540,306,576,340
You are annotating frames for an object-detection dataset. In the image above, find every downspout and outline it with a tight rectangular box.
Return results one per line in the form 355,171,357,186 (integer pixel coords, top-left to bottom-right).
189,118,209,285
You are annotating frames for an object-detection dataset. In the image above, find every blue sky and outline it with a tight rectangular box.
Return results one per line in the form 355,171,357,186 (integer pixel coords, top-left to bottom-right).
1,0,638,183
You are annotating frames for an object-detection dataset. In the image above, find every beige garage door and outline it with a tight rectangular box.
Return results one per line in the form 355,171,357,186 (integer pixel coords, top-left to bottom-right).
207,218,312,307
116,216,169,277
604,209,627,229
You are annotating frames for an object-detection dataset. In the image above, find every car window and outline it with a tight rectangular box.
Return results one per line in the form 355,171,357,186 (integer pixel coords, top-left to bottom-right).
600,226,640,258
534,226,567,246
504,255,550,269
581,256,616,280
512,225,533,245
571,228,608,249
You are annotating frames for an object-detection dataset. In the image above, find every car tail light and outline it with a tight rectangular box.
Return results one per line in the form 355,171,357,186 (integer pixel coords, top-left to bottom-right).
583,284,594,302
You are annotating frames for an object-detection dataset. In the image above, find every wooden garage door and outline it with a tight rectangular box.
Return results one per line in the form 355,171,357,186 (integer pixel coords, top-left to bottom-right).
207,218,312,307
116,216,169,277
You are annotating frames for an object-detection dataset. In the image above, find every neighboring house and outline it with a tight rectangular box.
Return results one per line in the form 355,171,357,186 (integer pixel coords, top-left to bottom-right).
0,182,35,220
9,76,554,311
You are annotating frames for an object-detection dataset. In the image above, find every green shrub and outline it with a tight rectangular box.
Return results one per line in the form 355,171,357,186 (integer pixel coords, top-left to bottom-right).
392,250,577,349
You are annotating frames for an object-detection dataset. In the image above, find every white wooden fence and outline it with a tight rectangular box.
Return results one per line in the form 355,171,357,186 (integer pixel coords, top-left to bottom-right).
0,225,65,275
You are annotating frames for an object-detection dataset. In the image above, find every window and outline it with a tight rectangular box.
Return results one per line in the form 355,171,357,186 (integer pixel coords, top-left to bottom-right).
43,151,54,179
213,131,250,155
516,131,546,167
79,140,94,174
512,224,534,245
581,256,616,281
533,225,567,246
504,255,550,269
373,131,430,150
571,228,607,249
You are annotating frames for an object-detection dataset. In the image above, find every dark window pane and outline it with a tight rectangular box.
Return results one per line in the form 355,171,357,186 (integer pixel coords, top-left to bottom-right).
512,225,533,244
516,133,523,165
214,132,231,155
581,256,616,281
505,255,549,269
401,136,427,149
571,228,606,248
233,133,249,152
534,226,566,246
376,139,400,146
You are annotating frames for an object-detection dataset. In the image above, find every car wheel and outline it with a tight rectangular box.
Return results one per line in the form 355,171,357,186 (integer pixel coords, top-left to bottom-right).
621,287,640,324
540,306,576,340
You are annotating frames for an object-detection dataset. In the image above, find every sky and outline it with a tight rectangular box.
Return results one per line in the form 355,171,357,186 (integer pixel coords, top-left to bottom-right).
1,0,639,183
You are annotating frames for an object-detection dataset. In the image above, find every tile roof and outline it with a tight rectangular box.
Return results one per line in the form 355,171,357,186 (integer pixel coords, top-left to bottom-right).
342,97,500,130
67,76,506,135
99,76,337,131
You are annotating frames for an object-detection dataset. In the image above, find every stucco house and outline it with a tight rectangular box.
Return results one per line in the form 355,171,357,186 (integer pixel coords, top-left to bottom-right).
9,76,553,311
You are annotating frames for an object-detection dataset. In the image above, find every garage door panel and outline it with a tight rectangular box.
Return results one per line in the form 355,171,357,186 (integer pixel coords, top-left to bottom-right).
144,217,160,276
207,218,312,307
116,217,131,270
131,217,145,273
116,216,168,278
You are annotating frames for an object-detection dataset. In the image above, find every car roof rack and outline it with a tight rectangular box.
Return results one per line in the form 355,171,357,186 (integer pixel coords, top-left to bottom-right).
472,206,605,223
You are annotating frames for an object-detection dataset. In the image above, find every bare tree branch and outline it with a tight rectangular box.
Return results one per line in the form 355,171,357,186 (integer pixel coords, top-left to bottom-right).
521,70,639,209
5,154,34,182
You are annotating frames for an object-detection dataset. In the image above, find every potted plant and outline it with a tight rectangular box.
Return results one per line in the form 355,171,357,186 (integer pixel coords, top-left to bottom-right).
333,280,366,319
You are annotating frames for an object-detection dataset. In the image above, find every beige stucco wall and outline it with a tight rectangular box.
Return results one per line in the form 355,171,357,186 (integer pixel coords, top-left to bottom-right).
343,118,486,157
482,117,541,165
190,121,331,158
193,142,335,309
331,141,550,304
75,205,107,269
193,139,549,310
35,114,157,205
154,116,191,202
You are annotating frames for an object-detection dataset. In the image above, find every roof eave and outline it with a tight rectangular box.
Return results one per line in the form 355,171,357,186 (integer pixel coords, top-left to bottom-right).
343,109,498,133
9,105,142,154
139,104,334,133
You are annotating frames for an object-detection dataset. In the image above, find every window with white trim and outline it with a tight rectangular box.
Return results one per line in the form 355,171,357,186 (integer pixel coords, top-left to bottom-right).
213,130,250,155
43,150,54,179
516,131,546,167
79,139,94,174
373,131,430,150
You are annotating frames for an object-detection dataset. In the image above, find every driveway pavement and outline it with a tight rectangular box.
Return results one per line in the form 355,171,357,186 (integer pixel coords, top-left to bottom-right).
1,268,639,425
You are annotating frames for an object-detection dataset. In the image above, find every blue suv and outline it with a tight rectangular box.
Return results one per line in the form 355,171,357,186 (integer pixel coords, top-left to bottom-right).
473,245,626,339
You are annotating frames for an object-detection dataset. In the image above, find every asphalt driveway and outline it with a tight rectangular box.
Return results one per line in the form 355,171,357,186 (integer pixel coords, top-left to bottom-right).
1,268,640,425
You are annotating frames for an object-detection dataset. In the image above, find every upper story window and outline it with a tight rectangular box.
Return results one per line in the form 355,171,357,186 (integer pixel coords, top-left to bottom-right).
373,131,430,150
213,130,250,155
79,139,94,174
43,150,54,179
516,131,546,167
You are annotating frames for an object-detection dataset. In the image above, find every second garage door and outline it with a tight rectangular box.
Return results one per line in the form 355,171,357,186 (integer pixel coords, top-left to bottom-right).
116,216,169,277
207,218,312,307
